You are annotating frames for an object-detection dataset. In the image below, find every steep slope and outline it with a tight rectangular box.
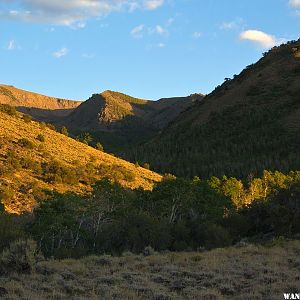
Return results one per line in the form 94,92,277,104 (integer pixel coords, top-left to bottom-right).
64,90,203,153
0,84,80,121
130,39,300,178
0,108,162,214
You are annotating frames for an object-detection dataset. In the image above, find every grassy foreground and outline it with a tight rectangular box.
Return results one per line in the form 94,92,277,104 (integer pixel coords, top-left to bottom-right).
0,240,299,300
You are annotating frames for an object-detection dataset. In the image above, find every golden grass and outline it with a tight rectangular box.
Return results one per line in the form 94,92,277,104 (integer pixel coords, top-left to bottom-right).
0,84,80,109
0,112,162,213
1,240,299,299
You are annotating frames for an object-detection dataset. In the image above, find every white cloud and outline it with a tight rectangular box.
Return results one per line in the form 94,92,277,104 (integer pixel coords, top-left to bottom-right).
0,0,165,26
220,21,237,30
144,0,164,10
53,47,68,58
157,43,165,48
7,40,17,50
149,25,168,35
240,30,281,49
193,32,202,39
131,24,144,38
289,0,300,7
219,18,245,31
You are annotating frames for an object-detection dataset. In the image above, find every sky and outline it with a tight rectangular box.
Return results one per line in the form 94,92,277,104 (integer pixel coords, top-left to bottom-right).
0,0,300,100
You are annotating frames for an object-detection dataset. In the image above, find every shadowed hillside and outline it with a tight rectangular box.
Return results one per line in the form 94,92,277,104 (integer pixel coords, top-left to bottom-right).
63,91,203,153
0,107,161,214
0,84,80,122
128,39,300,178
0,86,203,154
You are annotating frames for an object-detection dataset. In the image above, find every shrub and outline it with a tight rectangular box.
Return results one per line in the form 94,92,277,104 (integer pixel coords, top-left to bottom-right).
18,138,34,149
39,122,46,129
0,104,17,116
22,114,32,123
42,160,79,184
95,142,104,151
142,163,150,170
46,123,56,131
6,150,21,170
143,246,155,256
36,134,45,142
60,126,69,136
0,239,38,274
77,132,93,145
19,157,42,174
202,223,232,249
0,186,14,205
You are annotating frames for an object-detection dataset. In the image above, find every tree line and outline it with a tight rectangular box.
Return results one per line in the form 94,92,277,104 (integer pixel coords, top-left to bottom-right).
0,170,299,259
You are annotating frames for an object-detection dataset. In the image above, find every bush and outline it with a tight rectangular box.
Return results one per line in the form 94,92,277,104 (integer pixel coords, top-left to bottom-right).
18,138,34,149
36,134,45,142
46,123,56,131
42,160,79,184
142,163,150,170
60,126,69,136
77,132,93,145
0,104,17,116
0,186,14,206
22,114,32,123
143,246,155,256
0,239,38,274
197,223,232,249
95,142,104,151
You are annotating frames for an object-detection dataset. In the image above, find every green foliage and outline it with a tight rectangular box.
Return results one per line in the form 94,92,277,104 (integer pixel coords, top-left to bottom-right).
95,142,104,151
0,186,14,206
60,126,69,136
241,181,300,238
22,114,32,123
0,239,38,274
97,164,136,183
0,166,298,259
142,163,150,170
36,134,45,142
0,212,27,253
77,132,93,145
127,42,300,179
18,138,34,149
46,123,56,131
0,104,17,116
41,160,78,184
28,177,233,258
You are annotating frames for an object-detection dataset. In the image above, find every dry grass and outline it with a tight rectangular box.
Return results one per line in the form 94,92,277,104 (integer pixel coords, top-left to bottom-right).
0,240,299,299
0,111,162,213
0,84,80,109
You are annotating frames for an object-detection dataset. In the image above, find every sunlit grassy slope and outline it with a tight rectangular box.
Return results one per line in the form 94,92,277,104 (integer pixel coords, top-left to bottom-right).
0,111,162,214
0,84,80,110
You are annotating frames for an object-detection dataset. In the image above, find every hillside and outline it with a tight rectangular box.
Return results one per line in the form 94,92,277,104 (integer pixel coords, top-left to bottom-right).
129,39,300,178
0,107,162,214
63,90,203,153
0,84,80,122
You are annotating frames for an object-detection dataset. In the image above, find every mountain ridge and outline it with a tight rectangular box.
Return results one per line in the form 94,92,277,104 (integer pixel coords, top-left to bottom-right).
0,84,81,122
127,39,300,178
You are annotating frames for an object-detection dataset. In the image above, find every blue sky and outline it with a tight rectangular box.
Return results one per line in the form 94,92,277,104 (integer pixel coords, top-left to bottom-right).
0,0,300,100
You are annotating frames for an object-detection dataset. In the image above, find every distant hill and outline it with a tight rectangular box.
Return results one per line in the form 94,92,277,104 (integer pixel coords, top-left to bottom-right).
62,90,203,153
0,84,80,122
129,39,300,178
0,107,161,214
0,86,203,154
